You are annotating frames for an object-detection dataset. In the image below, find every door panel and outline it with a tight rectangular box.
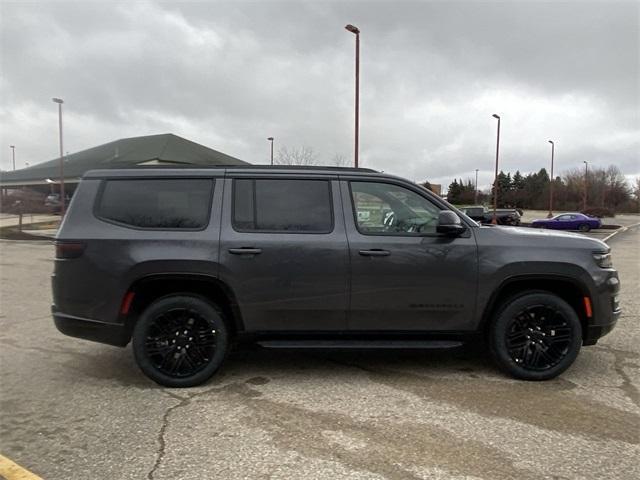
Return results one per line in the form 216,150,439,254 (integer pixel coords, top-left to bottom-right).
219,177,348,331
342,180,478,331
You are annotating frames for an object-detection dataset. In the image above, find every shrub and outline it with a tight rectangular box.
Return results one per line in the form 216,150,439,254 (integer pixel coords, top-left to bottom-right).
0,189,50,214
582,207,615,218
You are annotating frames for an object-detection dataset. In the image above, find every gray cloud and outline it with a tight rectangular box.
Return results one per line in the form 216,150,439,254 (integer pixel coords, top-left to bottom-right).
1,0,638,190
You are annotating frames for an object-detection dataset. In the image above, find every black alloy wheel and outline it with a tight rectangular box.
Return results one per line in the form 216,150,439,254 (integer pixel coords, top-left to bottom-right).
133,295,228,387
489,292,582,380
505,305,572,371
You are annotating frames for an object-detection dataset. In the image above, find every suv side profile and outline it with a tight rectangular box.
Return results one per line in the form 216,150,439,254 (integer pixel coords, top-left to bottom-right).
53,167,620,387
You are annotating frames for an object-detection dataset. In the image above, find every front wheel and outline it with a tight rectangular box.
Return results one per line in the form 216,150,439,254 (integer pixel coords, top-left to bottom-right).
488,292,582,380
132,295,229,387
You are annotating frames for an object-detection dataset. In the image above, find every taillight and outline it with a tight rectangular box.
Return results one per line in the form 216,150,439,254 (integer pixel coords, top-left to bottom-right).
55,241,85,259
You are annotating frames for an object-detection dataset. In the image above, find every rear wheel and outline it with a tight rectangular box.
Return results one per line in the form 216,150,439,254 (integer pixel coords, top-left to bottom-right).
132,295,229,387
578,223,591,232
488,292,582,380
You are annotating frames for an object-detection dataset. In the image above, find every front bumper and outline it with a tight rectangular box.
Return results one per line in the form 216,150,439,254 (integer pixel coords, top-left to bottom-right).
584,319,619,345
53,308,129,347
583,273,621,346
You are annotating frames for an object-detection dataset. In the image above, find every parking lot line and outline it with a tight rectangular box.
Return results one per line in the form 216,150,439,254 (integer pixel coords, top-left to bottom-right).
603,221,640,243
0,454,43,480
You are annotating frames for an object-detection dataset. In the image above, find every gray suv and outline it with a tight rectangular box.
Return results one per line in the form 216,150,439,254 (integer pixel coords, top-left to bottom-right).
52,167,620,387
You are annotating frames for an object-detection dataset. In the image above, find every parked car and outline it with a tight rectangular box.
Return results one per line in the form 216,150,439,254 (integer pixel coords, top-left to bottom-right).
53,167,620,387
460,205,521,226
44,193,71,214
45,193,61,207
531,213,601,232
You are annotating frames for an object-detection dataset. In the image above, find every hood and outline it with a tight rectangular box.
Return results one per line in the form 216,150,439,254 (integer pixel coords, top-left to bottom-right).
478,225,609,252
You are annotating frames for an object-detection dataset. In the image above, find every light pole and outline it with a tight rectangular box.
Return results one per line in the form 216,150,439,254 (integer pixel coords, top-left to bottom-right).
345,24,360,168
9,145,15,170
583,160,588,211
52,97,65,216
491,114,501,224
267,137,274,165
547,140,555,218
474,168,479,204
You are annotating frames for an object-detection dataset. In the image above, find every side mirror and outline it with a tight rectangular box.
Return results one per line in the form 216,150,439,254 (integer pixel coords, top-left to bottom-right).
437,211,465,236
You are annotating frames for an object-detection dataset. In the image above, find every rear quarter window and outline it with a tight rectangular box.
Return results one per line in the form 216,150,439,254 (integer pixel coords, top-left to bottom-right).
96,178,214,229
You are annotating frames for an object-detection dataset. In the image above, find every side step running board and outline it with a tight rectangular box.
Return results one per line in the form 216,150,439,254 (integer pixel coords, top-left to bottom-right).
256,339,464,349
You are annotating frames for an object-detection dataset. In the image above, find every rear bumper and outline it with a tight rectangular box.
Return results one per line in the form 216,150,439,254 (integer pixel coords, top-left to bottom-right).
53,308,129,347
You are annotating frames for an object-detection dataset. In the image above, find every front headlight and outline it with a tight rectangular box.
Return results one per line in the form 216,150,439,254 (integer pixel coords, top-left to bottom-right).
593,252,613,268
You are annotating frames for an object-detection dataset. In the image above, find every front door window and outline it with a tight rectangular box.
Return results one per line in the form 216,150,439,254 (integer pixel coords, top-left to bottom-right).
350,182,441,235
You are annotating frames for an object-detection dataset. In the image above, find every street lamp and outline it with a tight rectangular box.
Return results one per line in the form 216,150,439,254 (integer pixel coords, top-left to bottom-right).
9,145,15,171
267,137,274,165
345,23,360,168
52,97,65,216
474,168,479,204
583,160,588,211
491,114,501,224
547,140,555,218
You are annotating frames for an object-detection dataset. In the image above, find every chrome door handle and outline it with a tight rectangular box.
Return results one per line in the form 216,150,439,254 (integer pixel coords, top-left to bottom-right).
229,248,262,255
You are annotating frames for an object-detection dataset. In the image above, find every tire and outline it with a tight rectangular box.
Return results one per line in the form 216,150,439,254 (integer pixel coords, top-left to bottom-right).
488,292,582,380
132,295,229,387
578,223,590,232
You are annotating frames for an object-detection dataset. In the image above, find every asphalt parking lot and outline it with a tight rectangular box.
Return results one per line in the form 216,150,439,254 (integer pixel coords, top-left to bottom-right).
1,224,638,480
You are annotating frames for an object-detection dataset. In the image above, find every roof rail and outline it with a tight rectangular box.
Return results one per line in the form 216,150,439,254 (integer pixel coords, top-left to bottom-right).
227,165,379,173
113,164,379,173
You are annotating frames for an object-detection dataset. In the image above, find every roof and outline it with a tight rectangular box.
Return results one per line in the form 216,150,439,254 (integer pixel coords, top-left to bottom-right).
0,133,247,186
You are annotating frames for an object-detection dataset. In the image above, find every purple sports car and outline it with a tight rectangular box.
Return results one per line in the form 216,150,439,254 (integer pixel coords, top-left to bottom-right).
531,213,601,232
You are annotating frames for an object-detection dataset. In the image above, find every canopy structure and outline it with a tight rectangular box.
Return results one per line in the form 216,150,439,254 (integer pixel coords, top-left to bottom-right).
0,133,247,187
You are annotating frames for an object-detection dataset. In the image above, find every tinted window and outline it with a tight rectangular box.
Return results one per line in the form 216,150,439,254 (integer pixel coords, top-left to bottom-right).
233,179,332,232
464,207,483,216
351,181,441,235
98,179,213,229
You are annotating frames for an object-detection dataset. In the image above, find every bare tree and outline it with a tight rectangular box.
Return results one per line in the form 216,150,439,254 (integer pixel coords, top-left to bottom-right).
603,165,631,208
632,177,640,211
275,146,318,166
633,177,640,202
331,154,349,167
562,164,631,210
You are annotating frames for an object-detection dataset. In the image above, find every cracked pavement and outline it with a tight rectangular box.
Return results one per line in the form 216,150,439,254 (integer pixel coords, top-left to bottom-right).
0,225,639,479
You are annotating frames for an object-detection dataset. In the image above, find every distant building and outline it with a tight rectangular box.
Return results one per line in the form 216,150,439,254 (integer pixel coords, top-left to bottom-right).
418,181,441,196
428,184,442,196
0,133,247,195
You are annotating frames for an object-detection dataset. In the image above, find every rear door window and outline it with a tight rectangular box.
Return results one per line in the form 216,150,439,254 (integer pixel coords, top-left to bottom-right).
232,179,333,233
97,178,213,229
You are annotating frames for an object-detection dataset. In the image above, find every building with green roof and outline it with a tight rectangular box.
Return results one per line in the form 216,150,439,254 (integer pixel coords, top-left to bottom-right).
0,133,247,191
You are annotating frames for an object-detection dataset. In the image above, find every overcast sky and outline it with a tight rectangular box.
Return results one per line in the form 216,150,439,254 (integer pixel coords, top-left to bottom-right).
1,0,638,189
